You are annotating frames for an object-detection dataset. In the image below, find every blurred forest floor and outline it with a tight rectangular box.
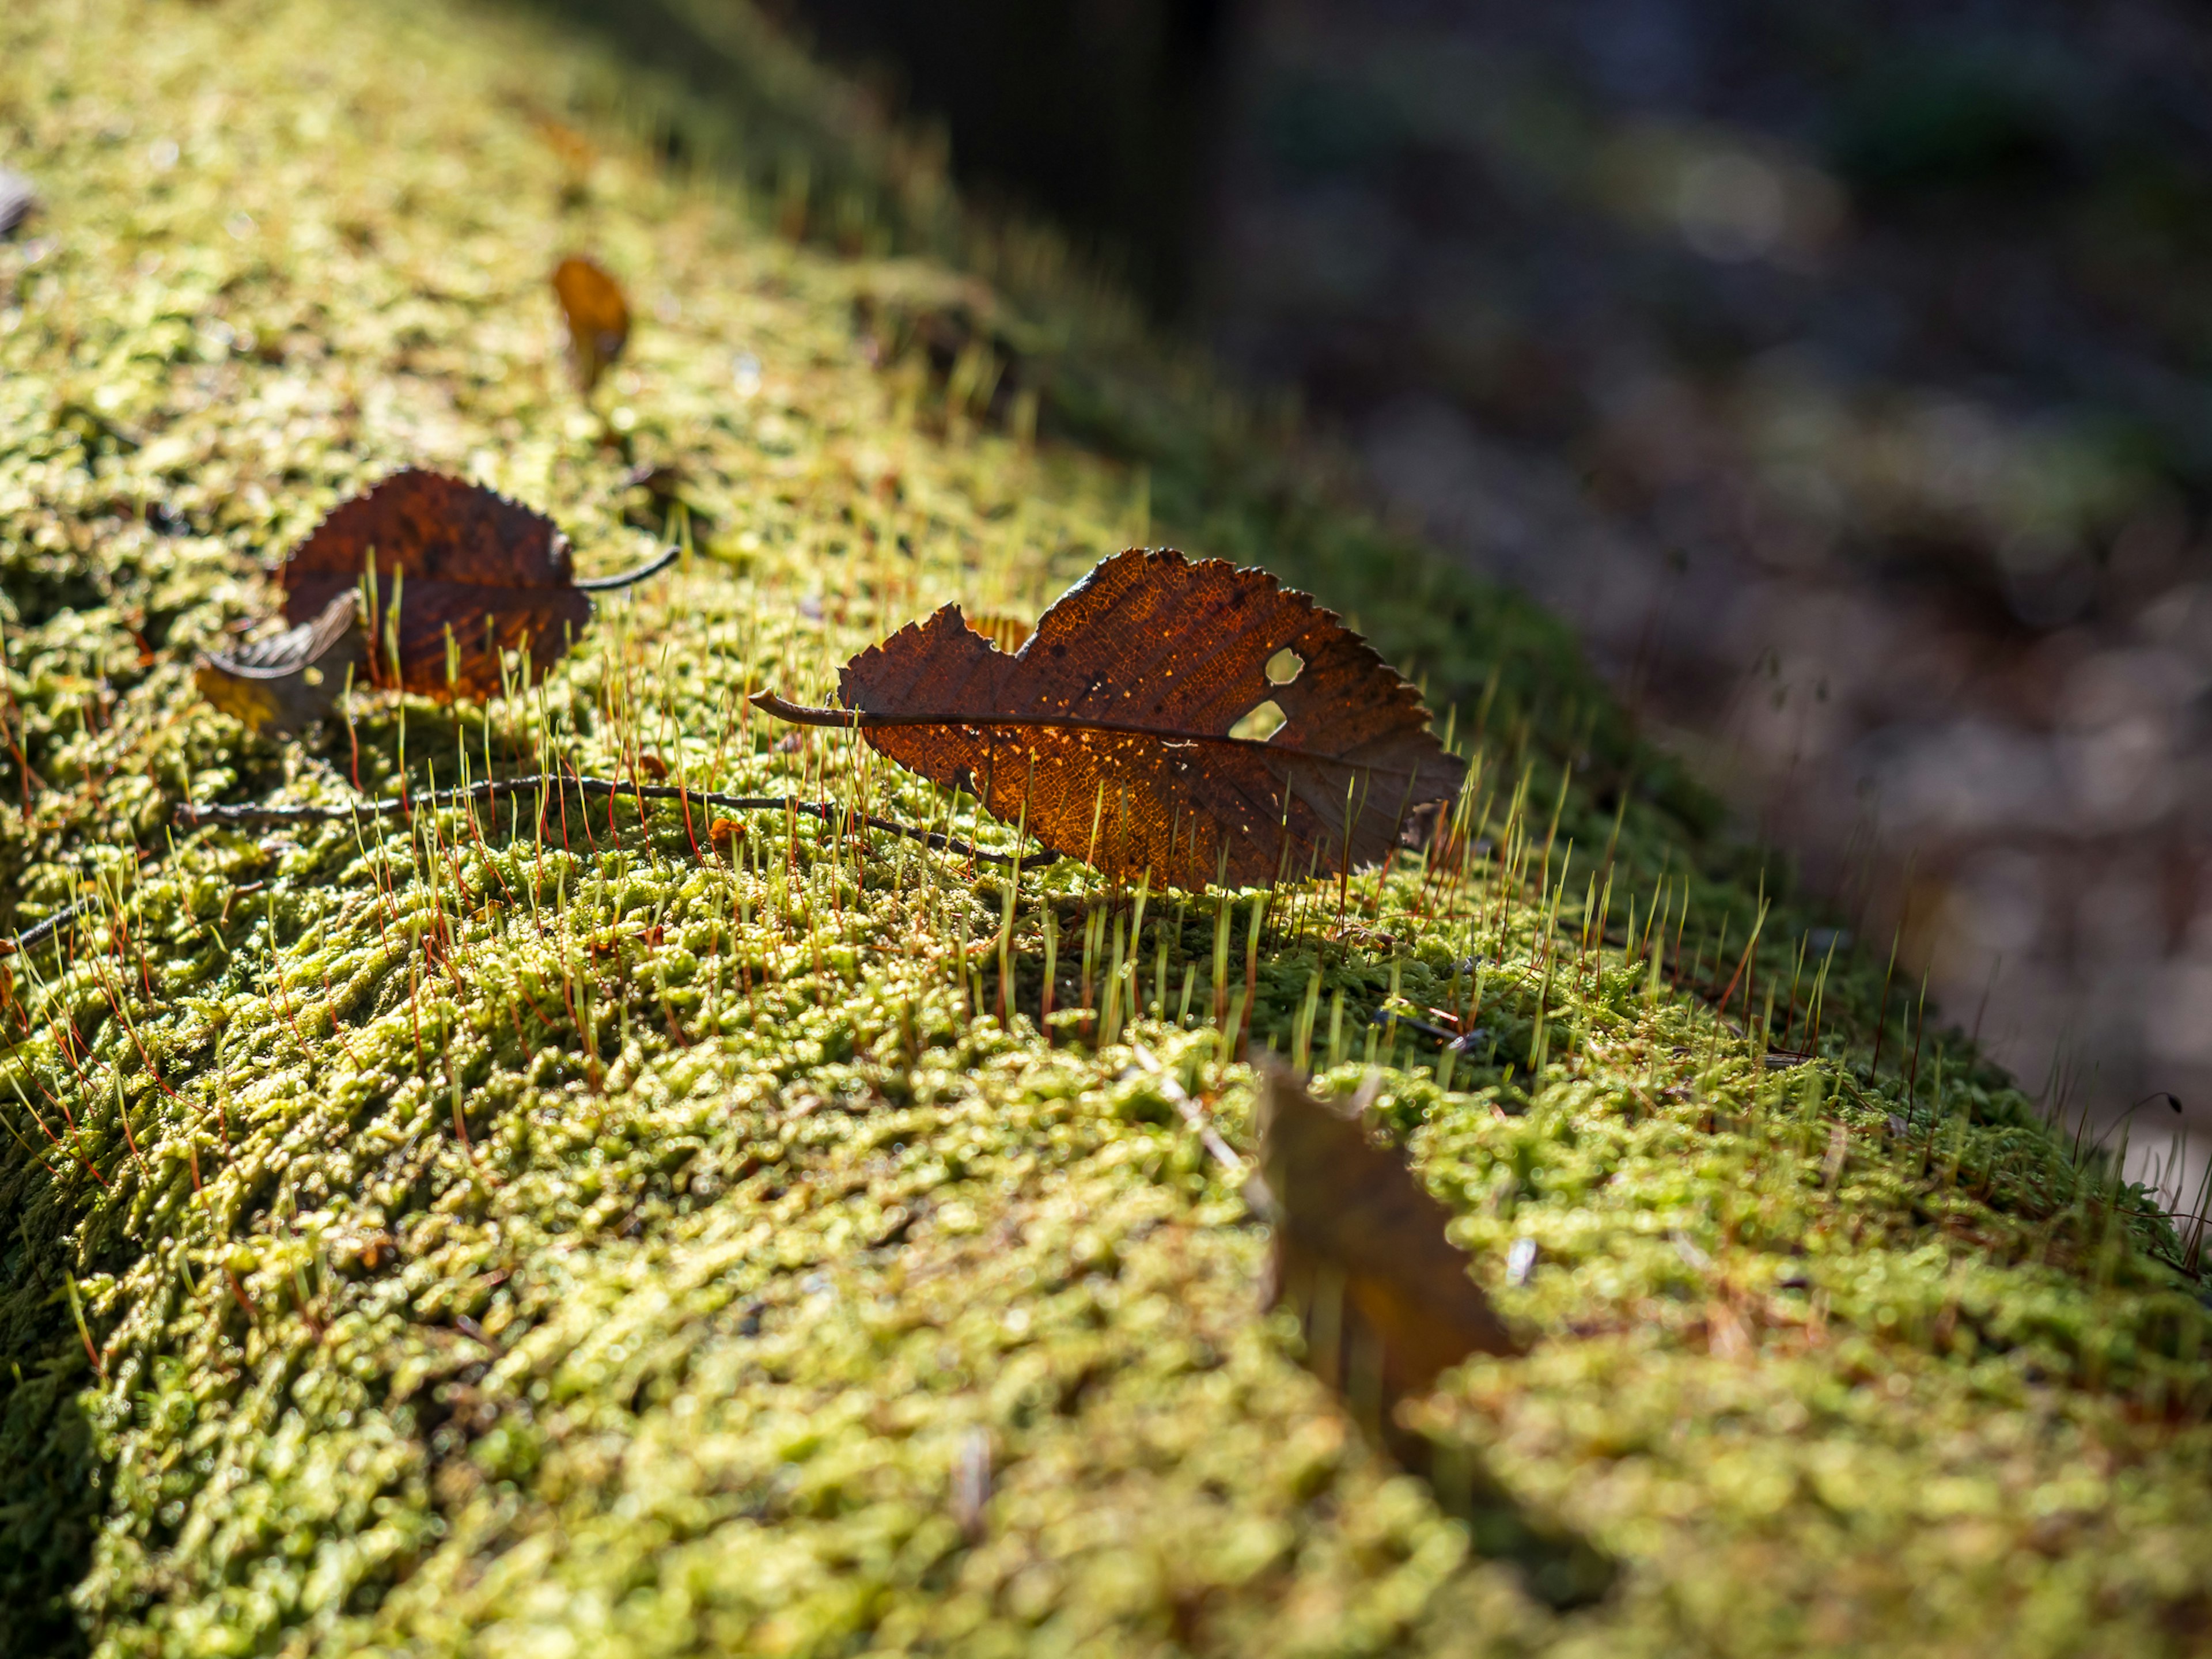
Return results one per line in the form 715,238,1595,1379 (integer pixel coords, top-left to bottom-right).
1190,0,2212,1199
784,0,2212,1197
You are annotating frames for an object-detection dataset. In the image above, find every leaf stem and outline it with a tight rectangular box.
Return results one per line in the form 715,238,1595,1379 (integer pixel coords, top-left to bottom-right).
748,690,1445,779
573,544,681,592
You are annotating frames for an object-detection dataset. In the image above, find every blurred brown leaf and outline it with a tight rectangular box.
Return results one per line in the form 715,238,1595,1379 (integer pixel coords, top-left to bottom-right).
536,118,596,177
753,549,1465,888
275,469,672,702
552,255,629,393
1249,1061,1615,1607
1250,1060,1520,1408
195,590,363,737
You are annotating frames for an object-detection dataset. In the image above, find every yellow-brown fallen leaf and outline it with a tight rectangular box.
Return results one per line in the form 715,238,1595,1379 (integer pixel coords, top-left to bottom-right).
1243,1062,1613,1605
552,254,630,393
536,117,596,177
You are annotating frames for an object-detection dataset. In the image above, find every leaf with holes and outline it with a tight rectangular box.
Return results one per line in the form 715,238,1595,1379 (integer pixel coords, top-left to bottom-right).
753,548,1465,888
275,468,673,702
552,254,629,393
195,590,364,737
1250,1060,1520,1407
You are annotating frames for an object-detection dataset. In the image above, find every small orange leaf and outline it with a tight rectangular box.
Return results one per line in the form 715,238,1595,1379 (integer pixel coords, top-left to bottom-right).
552,255,630,393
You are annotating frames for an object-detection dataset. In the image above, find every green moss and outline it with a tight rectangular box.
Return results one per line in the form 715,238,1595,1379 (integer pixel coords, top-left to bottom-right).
2,2,2209,1656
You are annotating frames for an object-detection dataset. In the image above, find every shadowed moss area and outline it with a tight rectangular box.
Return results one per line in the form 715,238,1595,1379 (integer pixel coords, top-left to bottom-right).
2,2,2210,1656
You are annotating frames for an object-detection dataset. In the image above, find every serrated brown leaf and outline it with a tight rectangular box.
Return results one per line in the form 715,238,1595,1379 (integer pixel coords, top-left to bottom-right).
754,549,1465,888
553,255,629,393
275,469,671,702
1251,1061,1520,1406
195,590,363,737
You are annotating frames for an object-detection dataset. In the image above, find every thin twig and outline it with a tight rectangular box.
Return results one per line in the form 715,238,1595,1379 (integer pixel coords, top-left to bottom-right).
2,899,96,958
172,773,1017,865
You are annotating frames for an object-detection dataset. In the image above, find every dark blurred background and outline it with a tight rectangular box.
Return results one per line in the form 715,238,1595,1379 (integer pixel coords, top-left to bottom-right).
768,0,2212,1198
758,0,1232,313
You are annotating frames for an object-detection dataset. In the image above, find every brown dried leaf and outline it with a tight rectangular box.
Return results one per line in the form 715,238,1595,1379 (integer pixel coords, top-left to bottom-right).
275,469,671,702
195,590,363,737
755,549,1465,888
1251,1061,1520,1407
552,255,629,393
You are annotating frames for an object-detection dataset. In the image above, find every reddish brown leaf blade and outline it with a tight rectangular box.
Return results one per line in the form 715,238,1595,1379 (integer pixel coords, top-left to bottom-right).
281,468,573,589
276,469,589,701
1252,1062,1520,1407
553,255,630,393
806,549,1466,887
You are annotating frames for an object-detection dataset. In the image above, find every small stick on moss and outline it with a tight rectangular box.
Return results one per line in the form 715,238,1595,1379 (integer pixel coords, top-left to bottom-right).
172,775,1015,865
2,899,97,959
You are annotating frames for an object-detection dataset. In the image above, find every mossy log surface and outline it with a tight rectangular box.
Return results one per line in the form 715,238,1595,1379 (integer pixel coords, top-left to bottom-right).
3,3,2210,1656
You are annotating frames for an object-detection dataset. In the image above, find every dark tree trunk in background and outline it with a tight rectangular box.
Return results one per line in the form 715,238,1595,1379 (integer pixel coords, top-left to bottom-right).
781,0,1231,314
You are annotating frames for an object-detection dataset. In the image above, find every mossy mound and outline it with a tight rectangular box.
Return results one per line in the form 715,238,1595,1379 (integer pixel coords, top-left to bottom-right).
3,3,2210,1656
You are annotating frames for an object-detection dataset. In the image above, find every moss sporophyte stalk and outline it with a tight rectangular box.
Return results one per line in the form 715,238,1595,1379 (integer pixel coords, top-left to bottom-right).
3,1,2211,1656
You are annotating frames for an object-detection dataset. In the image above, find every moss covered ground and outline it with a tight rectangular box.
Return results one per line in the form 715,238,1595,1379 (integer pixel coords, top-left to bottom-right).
3,1,2211,1654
